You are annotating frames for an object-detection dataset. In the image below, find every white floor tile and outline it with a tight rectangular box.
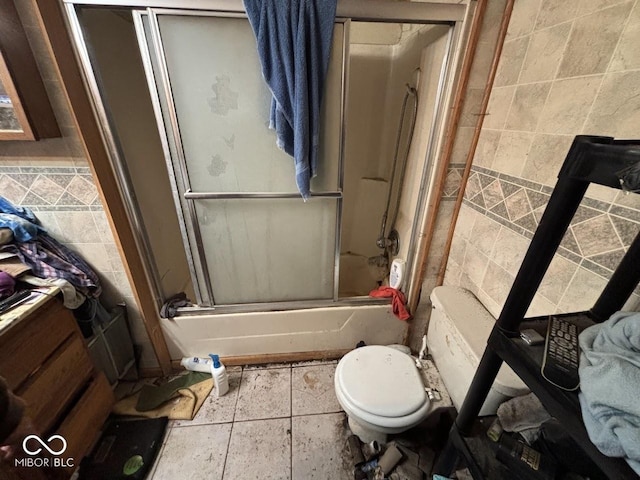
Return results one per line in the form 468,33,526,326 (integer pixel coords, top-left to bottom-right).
151,424,232,480
223,418,291,480
291,413,352,480
235,367,291,421
173,367,243,427
292,364,342,416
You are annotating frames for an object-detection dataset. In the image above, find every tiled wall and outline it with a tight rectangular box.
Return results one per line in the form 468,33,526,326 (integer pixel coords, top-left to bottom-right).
0,0,156,369
443,0,640,318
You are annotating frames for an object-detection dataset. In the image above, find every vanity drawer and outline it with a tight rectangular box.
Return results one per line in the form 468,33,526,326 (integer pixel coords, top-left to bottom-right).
17,334,93,433
0,299,76,391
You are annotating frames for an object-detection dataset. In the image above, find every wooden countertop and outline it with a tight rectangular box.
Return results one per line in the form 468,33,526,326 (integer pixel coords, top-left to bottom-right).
0,287,61,334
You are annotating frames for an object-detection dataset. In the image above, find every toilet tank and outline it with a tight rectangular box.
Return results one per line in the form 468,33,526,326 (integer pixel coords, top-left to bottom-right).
428,286,528,415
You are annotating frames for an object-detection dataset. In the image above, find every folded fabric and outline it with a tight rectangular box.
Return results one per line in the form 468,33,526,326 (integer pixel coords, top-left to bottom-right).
369,286,411,321
160,292,191,319
113,374,214,421
0,213,42,242
5,233,101,297
244,0,337,199
578,311,640,475
19,274,85,309
0,229,13,246
497,392,551,433
136,372,211,411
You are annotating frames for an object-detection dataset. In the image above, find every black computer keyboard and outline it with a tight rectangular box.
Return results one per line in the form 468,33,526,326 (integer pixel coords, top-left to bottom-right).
0,290,32,315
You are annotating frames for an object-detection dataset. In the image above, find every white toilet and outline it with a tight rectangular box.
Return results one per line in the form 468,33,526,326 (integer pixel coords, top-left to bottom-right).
428,286,529,415
334,286,529,444
334,345,433,444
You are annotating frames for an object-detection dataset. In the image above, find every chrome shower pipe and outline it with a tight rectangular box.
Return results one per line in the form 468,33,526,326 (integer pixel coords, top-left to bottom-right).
376,83,419,250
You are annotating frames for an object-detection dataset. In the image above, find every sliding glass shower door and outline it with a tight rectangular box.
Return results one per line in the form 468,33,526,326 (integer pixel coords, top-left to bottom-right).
134,10,346,307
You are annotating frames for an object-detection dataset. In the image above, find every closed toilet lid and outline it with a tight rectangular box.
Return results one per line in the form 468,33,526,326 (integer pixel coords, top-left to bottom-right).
336,346,426,417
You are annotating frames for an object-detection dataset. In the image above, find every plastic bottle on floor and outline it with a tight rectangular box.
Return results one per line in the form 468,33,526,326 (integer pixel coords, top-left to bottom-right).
209,354,229,397
180,356,213,373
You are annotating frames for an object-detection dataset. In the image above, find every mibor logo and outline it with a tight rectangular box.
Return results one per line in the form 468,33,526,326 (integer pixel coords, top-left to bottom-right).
22,435,67,456
15,434,74,469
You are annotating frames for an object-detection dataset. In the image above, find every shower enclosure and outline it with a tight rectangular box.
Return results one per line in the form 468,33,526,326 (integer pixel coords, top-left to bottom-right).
65,0,466,357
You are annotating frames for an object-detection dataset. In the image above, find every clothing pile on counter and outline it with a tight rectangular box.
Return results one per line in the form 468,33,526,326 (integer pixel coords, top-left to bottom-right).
579,311,640,475
0,196,101,311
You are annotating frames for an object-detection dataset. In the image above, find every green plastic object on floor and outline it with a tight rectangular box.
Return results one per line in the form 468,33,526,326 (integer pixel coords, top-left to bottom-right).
135,372,211,411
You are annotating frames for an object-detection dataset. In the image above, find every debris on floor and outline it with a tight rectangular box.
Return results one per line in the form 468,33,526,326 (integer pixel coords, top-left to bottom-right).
344,408,456,479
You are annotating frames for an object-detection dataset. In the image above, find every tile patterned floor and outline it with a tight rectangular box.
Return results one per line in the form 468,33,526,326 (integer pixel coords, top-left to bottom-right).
147,358,452,480
148,360,351,480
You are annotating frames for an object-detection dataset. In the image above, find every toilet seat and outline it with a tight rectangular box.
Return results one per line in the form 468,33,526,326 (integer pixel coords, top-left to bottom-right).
335,346,431,429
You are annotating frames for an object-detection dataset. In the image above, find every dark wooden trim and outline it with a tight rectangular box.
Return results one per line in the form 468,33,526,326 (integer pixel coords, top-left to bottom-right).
34,0,172,375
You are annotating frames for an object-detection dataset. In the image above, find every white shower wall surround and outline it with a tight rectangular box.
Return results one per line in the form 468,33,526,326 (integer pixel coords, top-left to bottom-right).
67,0,466,357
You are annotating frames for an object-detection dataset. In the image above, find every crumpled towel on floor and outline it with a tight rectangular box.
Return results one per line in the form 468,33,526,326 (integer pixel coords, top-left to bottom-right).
578,311,640,475
113,372,213,420
369,286,411,321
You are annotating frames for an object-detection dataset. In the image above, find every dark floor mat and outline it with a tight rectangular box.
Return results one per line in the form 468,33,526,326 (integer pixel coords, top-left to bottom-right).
78,416,168,480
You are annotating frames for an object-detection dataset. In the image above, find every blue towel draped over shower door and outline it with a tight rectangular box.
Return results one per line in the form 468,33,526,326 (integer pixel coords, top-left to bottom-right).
243,0,338,200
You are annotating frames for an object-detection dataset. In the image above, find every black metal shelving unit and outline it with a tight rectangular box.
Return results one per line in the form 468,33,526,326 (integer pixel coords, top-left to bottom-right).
434,136,640,480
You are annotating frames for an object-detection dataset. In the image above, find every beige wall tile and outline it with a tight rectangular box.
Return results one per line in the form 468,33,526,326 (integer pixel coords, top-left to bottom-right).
505,82,551,131
475,287,502,318
474,129,501,168
521,134,573,186
463,242,489,287
609,2,640,71
519,23,572,83
557,2,633,78
50,211,101,243
537,76,602,134
492,131,534,176
481,261,515,307
506,0,542,40
538,255,578,304
451,126,475,164
0,176,27,204
585,184,618,203
455,204,478,240
491,227,530,276
571,215,622,256
535,0,579,30
468,41,497,90
558,267,608,312
584,71,640,138
483,86,515,130
494,36,530,87
68,242,111,273
479,0,509,46
613,189,640,211
469,214,500,254
459,88,485,127
449,231,467,266
526,293,557,317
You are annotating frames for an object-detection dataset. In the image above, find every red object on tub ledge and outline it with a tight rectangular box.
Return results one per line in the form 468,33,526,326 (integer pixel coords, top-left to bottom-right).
369,286,411,321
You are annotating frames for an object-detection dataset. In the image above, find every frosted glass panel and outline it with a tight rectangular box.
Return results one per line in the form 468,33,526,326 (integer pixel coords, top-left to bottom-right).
158,15,342,193
194,198,337,303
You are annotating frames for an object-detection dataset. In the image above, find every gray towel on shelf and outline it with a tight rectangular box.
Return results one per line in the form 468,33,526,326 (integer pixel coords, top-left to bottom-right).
243,0,337,200
578,311,640,475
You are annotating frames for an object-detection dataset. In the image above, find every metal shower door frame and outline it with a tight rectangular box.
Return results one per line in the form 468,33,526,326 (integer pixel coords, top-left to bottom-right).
62,0,466,314
135,8,349,308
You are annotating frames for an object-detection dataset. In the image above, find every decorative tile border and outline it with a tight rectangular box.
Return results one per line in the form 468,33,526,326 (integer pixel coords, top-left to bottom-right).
0,166,98,211
452,164,640,280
